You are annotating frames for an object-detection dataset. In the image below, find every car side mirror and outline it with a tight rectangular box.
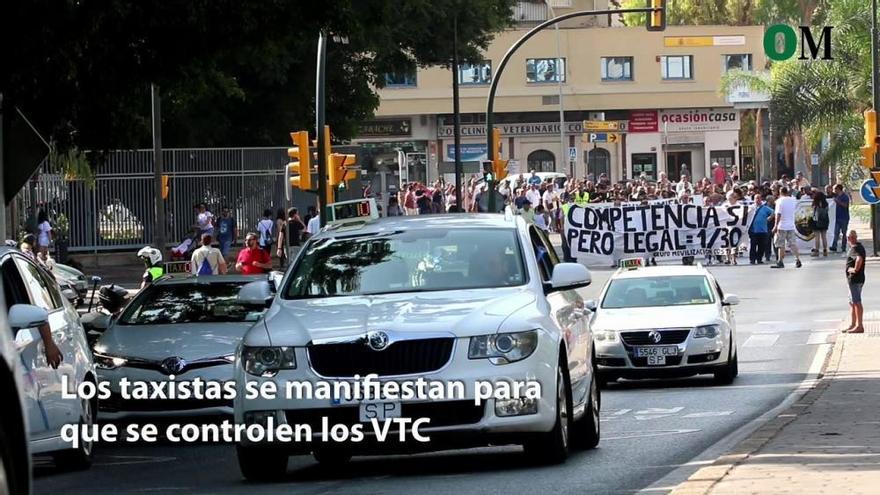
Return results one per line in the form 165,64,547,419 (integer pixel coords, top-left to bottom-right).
584,299,597,312
268,271,284,292
550,263,592,291
722,294,740,306
9,304,49,350
9,304,49,330
238,280,274,307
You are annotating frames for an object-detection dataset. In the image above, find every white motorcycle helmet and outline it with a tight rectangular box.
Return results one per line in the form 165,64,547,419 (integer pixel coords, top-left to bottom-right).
137,246,162,266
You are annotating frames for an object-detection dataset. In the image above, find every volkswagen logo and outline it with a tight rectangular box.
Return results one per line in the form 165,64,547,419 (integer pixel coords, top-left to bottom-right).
161,356,187,375
366,331,390,351
648,330,663,344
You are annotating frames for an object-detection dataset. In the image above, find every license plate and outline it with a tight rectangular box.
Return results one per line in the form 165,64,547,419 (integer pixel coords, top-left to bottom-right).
359,401,401,422
647,356,666,365
634,346,679,358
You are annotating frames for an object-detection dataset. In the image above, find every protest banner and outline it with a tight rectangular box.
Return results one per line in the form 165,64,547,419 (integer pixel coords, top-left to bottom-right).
565,203,754,265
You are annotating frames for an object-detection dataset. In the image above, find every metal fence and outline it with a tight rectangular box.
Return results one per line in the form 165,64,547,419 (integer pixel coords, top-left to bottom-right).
10,147,297,252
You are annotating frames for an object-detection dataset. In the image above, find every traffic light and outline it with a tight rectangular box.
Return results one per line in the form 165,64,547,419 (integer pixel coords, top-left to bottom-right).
329,153,358,189
288,130,313,190
161,175,170,199
647,0,666,32
861,109,877,170
490,128,509,182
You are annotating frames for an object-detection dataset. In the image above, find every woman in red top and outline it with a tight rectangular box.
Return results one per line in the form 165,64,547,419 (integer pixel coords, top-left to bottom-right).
236,233,272,275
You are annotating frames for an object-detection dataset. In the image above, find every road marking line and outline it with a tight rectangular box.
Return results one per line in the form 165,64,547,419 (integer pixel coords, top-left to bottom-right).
682,411,734,418
807,332,833,345
604,429,701,441
756,320,784,324
743,334,779,347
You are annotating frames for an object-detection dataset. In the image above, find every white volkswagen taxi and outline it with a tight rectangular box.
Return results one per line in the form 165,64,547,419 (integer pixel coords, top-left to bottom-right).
233,200,599,480
589,262,739,387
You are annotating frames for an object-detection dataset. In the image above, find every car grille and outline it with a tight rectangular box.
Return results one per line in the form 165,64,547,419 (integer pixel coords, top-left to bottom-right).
629,356,684,367
284,401,484,429
620,329,691,346
308,338,454,377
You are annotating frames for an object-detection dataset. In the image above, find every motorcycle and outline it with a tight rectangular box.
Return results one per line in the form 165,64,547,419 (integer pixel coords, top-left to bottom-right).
80,277,130,347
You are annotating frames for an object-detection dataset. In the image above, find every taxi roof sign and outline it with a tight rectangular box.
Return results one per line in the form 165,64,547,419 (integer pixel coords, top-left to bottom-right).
326,198,379,226
618,257,643,270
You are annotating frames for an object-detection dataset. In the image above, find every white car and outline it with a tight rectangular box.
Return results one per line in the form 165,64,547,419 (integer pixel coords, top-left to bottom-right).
589,264,739,386
233,210,599,480
93,275,266,418
0,289,33,494
1,246,97,469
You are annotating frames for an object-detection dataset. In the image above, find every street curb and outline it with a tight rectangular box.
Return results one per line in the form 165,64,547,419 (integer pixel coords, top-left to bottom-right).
666,333,846,495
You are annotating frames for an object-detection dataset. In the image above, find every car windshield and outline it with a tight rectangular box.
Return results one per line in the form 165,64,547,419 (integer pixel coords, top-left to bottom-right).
601,275,715,309
284,228,526,298
119,282,265,325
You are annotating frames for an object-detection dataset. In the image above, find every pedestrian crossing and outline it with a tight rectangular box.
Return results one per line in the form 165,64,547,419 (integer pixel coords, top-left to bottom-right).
735,320,841,348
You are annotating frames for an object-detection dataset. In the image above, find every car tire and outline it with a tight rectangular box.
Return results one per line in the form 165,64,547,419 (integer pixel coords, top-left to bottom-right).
54,396,95,470
236,445,288,481
714,347,738,385
572,367,601,450
312,449,352,465
523,361,571,464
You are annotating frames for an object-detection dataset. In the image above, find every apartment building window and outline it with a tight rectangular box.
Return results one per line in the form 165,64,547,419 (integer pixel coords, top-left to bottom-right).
384,71,417,87
601,57,633,81
724,54,752,72
526,58,566,83
459,62,492,85
660,55,693,80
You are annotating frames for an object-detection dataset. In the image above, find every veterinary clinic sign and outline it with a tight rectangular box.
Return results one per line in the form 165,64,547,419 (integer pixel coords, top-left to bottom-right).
437,121,586,138
660,109,739,133
565,203,753,265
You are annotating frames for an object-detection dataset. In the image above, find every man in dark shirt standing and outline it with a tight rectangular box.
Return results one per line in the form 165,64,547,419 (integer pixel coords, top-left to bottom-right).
843,230,867,334
830,184,850,252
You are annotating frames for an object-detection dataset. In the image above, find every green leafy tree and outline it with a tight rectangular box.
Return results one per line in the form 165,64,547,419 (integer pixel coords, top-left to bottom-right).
1,0,515,153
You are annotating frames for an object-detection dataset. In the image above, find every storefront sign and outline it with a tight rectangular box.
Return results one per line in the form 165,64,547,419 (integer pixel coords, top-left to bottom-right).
664,35,745,47
583,120,624,132
659,109,740,133
628,110,659,133
565,204,754,265
358,119,412,137
438,121,586,138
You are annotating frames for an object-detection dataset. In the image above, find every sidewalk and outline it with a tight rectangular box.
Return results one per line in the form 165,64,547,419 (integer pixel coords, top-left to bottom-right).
671,320,880,495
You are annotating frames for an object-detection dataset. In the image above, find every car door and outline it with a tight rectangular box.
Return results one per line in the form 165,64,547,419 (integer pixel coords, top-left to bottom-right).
13,255,75,434
528,227,590,403
1,255,52,440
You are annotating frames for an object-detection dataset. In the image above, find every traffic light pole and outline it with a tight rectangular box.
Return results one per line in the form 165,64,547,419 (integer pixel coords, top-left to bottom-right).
485,6,659,214
151,83,166,253
872,0,879,255
316,32,328,228
452,13,463,213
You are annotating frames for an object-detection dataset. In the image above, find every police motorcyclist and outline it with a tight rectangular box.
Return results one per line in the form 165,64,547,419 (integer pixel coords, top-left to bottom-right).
137,246,164,289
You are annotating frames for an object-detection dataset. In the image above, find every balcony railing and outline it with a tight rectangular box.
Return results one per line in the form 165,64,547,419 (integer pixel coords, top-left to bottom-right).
513,1,549,24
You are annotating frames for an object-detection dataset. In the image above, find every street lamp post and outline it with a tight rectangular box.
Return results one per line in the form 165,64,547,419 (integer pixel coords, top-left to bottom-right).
452,13,463,212
872,0,880,255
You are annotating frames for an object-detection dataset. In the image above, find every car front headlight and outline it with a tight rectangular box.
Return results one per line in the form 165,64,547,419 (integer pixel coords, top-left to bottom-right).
241,346,296,376
468,330,538,365
593,330,618,342
94,353,128,370
693,325,721,339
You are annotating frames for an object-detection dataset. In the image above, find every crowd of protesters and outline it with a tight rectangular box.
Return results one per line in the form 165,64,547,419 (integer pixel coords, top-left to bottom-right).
386,162,853,267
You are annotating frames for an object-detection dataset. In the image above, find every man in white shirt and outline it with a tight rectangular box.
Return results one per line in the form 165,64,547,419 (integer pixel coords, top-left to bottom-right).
526,184,542,208
770,186,802,269
675,175,693,198
307,214,321,236
191,234,227,275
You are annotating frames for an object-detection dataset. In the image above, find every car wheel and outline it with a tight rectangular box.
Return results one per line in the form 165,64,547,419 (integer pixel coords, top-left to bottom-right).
54,396,95,470
523,361,571,464
312,449,352,465
573,368,601,449
236,445,288,481
713,347,738,385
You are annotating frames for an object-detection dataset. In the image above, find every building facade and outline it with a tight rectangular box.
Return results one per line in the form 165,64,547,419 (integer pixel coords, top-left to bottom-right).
354,14,766,185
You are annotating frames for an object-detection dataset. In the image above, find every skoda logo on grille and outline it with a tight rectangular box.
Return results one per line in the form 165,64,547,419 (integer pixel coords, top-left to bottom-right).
648,330,663,344
161,356,187,375
366,331,390,351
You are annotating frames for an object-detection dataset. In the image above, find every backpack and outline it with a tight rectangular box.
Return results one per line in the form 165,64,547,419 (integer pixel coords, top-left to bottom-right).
258,219,274,247
814,207,829,230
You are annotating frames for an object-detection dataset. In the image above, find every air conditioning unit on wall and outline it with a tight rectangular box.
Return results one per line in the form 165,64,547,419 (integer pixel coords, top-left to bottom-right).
588,112,605,121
